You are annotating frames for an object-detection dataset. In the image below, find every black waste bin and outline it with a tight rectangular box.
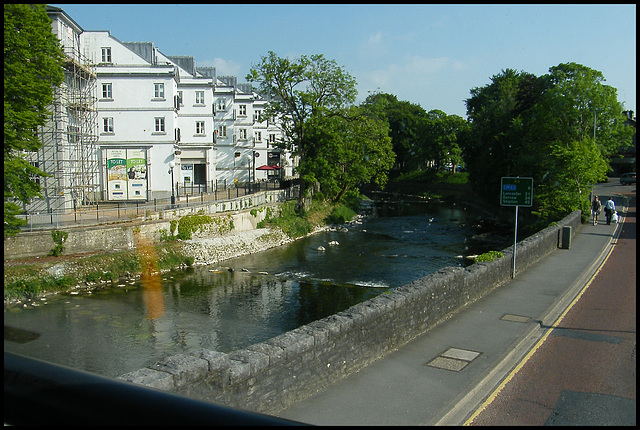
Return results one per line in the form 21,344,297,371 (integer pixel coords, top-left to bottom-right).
560,225,571,249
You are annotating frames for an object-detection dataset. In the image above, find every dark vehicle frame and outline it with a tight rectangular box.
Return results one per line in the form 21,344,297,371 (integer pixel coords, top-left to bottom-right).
4,352,307,426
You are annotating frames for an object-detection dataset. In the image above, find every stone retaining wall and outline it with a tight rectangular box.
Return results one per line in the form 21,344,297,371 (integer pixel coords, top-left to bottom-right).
3,199,283,260
119,210,582,415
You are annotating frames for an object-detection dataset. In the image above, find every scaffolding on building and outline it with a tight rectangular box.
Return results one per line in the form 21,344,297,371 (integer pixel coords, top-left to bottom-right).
29,45,99,213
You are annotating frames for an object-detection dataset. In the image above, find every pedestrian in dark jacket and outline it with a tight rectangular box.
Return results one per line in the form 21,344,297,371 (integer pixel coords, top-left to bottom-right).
591,196,602,225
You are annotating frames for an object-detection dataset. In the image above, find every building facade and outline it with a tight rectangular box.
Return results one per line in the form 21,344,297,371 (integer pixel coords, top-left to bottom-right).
30,6,294,212
27,7,99,213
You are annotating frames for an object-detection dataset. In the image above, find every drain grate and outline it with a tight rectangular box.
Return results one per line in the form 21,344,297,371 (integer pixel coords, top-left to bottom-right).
426,347,481,372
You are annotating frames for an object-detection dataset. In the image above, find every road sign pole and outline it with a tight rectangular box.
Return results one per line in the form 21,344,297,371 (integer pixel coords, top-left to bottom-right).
512,205,518,278
500,177,532,279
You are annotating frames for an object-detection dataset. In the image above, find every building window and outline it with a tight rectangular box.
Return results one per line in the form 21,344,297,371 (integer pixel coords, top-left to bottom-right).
195,91,204,105
155,117,165,133
177,91,183,106
67,125,79,143
29,161,40,186
253,110,262,122
103,117,114,133
218,125,227,138
154,83,164,99
269,133,276,143
255,131,261,142
239,128,247,140
196,121,205,135
238,105,247,116
101,47,111,63
217,99,225,111
102,83,112,99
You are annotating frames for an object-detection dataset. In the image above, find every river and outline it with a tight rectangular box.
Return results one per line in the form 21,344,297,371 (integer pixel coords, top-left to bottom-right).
4,200,508,378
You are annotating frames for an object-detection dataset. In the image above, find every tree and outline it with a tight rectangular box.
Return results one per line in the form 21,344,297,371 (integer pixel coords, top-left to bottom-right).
4,4,64,237
365,93,428,171
463,68,540,200
421,109,468,171
301,100,395,202
461,63,634,228
521,63,633,222
246,51,357,209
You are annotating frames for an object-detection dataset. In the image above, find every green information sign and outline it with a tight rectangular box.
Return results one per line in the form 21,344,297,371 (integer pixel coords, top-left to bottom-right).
500,177,533,207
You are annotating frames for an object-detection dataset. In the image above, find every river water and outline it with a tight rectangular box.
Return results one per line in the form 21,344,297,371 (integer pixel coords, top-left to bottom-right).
4,201,502,378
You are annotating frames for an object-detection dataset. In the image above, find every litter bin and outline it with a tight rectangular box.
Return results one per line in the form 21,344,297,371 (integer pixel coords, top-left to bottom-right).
560,225,571,249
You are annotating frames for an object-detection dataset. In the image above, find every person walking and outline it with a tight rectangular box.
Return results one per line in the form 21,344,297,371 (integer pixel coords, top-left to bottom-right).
591,196,602,225
604,197,616,225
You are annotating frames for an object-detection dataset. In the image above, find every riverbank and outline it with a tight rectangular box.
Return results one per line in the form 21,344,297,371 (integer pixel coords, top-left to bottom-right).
4,184,510,307
3,220,338,309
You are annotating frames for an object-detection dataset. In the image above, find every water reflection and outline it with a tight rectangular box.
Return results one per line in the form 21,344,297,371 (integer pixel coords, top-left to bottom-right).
135,233,165,320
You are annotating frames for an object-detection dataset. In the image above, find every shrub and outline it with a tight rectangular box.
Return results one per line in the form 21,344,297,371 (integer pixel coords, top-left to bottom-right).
475,250,504,262
48,230,69,256
326,204,356,224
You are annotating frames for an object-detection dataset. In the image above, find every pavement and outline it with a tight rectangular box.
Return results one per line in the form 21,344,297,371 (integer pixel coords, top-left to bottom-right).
276,182,632,426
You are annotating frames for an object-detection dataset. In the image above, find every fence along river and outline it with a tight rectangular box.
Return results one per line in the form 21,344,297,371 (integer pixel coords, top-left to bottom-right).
4,198,509,378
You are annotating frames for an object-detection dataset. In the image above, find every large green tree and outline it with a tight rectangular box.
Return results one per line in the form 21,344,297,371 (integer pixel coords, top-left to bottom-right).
246,51,357,208
422,109,468,171
521,63,633,222
364,93,428,171
462,63,633,227
301,99,395,202
366,93,468,174
463,68,541,200
4,4,64,237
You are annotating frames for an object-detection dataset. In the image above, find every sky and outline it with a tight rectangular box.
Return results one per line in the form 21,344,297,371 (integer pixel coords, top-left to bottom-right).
52,4,636,119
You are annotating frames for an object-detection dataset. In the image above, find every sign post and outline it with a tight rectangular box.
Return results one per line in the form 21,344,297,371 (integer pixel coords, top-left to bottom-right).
500,177,533,278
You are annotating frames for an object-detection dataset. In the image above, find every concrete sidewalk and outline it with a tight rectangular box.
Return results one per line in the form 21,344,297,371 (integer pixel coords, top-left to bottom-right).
277,196,626,426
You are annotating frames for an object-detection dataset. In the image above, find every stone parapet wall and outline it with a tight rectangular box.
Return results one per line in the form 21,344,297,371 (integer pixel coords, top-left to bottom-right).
119,211,582,415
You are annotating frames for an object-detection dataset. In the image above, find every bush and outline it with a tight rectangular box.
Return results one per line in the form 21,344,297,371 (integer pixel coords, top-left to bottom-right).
48,230,69,256
326,205,356,224
475,250,504,262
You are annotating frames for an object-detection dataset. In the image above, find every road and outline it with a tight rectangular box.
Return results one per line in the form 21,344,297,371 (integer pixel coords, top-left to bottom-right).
467,182,636,426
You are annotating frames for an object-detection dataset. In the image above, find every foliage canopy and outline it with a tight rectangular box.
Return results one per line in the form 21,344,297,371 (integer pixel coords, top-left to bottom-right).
4,4,64,237
461,63,634,228
247,52,394,205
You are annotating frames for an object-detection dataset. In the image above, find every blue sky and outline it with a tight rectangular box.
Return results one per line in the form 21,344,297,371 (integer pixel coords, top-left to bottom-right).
53,4,636,118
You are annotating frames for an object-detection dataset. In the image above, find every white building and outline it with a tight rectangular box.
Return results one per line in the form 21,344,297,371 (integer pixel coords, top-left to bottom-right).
26,6,99,213
32,6,295,211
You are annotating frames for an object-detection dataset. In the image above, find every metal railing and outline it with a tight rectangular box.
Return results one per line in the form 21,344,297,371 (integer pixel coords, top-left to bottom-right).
17,183,299,232
177,179,284,198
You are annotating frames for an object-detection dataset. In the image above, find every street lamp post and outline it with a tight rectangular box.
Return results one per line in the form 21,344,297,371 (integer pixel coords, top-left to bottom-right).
248,151,258,193
169,161,175,207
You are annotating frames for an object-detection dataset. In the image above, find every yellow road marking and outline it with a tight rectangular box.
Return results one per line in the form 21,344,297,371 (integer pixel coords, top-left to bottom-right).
463,242,617,426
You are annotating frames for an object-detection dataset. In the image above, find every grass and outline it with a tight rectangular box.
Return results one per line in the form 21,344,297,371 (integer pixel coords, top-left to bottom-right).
260,197,360,239
4,243,195,303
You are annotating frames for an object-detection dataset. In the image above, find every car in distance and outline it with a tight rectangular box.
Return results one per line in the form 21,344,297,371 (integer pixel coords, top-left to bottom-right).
620,172,636,185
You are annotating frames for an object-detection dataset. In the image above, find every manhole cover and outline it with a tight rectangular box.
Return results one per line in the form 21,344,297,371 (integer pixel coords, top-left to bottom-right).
426,347,481,372
500,314,531,323
427,356,469,371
